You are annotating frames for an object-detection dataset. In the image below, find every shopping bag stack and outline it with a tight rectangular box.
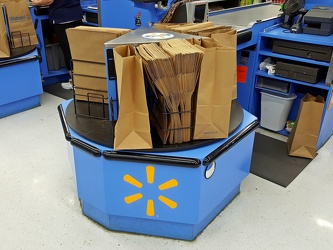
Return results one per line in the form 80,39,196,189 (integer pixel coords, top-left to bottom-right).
137,39,204,144
66,26,131,105
137,42,183,144
0,0,38,49
113,36,237,147
159,39,203,142
1,0,38,58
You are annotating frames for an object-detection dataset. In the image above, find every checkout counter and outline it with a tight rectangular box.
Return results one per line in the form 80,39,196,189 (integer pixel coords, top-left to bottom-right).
29,0,282,85
81,0,282,50
0,2,43,118
0,46,43,118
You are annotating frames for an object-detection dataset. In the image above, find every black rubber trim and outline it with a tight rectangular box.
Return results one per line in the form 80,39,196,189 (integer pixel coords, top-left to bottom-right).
57,104,71,141
58,104,101,157
71,138,102,157
0,56,38,67
103,151,201,168
107,49,116,80
237,30,252,45
203,120,259,166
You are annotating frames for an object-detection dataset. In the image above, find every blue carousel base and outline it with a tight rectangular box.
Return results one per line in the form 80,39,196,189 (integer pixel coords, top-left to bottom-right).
59,99,258,241
82,185,239,241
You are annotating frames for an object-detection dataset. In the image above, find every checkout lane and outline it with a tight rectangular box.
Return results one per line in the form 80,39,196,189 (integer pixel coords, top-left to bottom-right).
209,3,282,49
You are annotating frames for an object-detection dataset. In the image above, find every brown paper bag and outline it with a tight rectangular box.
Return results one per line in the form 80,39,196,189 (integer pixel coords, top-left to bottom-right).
193,38,236,140
287,93,325,159
171,22,214,33
190,25,231,35
199,28,238,100
1,0,38,47
66,26,131,63
0,5,10,58
113,45,152,150
209,29,237,48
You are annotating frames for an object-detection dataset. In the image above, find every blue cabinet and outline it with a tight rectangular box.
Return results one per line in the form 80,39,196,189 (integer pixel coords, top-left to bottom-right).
250,27,333,149
0,48,43,118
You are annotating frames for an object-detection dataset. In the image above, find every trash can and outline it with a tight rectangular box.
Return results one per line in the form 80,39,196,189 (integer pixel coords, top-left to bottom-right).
260,91,297,131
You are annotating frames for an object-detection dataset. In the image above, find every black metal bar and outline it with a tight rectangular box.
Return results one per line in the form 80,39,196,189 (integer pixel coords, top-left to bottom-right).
325,52,333,87
203,120,259,166
71,138,102,157
237,30,252,45
103,151,201,168
0,56,38,67
57,104,71,141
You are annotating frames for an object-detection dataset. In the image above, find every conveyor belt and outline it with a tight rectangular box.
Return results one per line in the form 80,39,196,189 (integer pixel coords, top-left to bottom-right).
209,4,282,31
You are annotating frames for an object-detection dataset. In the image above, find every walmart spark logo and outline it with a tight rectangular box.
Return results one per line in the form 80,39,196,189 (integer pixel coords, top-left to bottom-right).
123,166,178,217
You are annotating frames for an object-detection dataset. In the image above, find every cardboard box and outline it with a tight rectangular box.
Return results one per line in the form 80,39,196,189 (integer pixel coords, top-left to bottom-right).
74,87,108,103
72,60,106,78
73,74,107,91
66,26,131,63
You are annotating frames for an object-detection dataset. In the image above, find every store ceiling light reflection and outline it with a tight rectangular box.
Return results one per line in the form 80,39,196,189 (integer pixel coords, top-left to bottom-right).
124,166,178,216
317,218,333,229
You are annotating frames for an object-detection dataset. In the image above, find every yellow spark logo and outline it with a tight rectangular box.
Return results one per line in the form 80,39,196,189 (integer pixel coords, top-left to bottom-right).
123,166,178,217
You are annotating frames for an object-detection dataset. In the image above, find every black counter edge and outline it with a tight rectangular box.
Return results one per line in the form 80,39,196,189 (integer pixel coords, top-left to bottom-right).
203,120,259,166
0,56,39,67
57,104,101,157
103,151,201,168
57,104,71,141
237,30,252,45
70,138,102,157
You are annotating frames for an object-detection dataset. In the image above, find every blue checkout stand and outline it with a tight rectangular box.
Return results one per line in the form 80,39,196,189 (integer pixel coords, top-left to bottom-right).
58,98,258,240
0,46,43,118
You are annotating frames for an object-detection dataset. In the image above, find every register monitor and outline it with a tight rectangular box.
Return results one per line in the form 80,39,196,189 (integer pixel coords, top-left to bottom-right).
170,1,209,23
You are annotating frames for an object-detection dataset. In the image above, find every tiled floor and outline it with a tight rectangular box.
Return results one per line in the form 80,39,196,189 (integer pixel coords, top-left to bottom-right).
1,93,333,250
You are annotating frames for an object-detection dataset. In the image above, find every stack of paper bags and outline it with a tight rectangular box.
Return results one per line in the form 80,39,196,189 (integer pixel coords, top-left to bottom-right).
0,0,38,48
137,40,204,144
159,39,204,142
66,26,131,103
154,22,237,100
137,42,183,144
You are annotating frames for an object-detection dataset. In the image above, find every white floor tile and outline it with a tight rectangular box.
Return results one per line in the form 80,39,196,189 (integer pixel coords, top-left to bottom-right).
1,93,332,250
